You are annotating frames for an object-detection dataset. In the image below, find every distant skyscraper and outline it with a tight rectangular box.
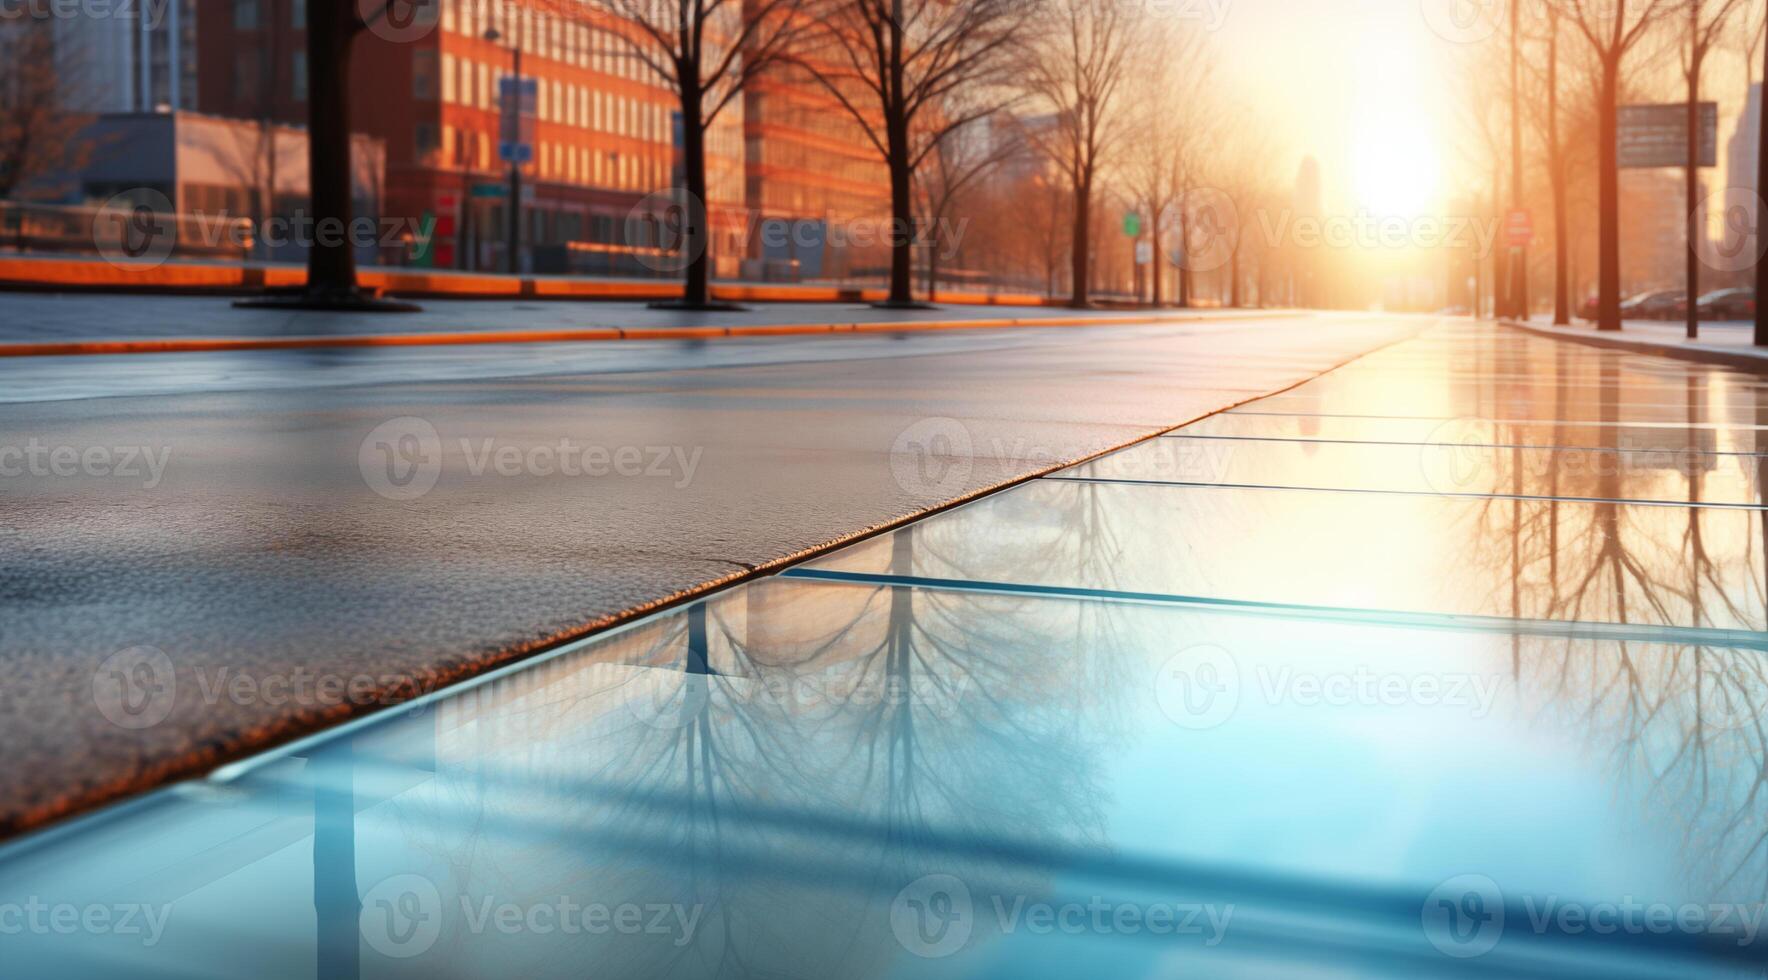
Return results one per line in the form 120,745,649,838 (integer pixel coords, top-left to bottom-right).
1293,156,1322,306
1294,156,1322,217
51,2,197,113
1727,83,1760,198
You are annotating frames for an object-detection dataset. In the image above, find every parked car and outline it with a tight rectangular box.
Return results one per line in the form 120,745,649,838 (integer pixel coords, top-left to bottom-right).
1620,289,1684,320
1695,287,1754,321
1577,294,1600,320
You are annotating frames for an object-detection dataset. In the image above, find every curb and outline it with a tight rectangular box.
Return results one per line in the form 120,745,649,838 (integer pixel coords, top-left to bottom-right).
0,255,1053,307
1500,319,1768,374
0,313,1243,358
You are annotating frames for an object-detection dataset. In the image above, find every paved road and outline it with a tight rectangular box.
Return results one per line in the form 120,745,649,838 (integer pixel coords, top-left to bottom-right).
0,294,1258,342
0,310,1420,835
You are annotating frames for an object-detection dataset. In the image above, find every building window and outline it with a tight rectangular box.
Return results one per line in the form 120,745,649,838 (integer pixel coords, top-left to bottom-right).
234,0,258,29
416,123,439,162
291,0,304,27
291,51,307,101
441,53,456,103
413,50,437,100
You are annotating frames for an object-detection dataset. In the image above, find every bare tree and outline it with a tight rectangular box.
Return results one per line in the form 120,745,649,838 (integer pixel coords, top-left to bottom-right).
1679,0,1746,339
592,0,810,309
793,0,1022,306
914,108,1021,302
1019,0,1142,308
0,17,92,201
1123,21,1211,308
1559,0,1669,331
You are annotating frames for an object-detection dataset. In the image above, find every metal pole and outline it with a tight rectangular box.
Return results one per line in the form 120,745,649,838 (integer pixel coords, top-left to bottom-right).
507,42,522,275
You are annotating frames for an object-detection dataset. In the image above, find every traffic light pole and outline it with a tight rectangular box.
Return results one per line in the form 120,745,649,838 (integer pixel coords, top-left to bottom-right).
507,45,523,276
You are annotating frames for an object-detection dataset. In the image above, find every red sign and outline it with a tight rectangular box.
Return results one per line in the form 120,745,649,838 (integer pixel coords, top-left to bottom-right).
1505,210,1533,247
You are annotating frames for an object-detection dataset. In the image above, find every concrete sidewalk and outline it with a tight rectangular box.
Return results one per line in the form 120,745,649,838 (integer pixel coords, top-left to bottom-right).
1503,315,1768,371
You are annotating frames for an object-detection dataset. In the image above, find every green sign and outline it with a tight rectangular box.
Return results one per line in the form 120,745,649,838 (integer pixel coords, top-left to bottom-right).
1122,212,1141,237
470,183,507,199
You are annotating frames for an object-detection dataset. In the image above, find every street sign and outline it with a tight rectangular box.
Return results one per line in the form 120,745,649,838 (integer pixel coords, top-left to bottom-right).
1618,103,1717,169
1505,209,1533,248
498,77,537,165
1123,212,1141,238
1135,241,1153,265
470,183,506,198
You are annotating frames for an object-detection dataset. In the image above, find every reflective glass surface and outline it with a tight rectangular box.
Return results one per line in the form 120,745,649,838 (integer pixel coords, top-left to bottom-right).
2,578,1762,979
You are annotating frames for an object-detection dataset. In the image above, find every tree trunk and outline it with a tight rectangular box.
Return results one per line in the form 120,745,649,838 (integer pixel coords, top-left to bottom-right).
1685,51,1702,340
680,76,712,308
1230,247,1242,307
306,1,360,296
886,147,914,304
1596,57,1622,331
926,208,940,303
1070,174,1091,307
1549,19,1570,325
1177,201,1192,308
1149,209,1163,306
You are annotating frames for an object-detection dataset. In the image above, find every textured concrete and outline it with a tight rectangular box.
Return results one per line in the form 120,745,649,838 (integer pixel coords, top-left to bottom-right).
0,312,1421,835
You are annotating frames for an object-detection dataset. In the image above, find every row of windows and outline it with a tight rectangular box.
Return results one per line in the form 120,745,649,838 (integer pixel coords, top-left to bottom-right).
437,53,672,145
442,0,669,84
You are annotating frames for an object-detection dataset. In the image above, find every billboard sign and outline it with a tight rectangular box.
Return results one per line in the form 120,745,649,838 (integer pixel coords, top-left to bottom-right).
498,77,538,165
1618,103,1717,169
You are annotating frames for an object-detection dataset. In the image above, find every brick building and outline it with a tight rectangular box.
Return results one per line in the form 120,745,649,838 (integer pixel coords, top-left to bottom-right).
195,0,886,277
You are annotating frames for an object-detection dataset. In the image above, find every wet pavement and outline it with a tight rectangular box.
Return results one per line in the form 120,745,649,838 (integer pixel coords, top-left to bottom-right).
3,320,1763,977
0,313,1414,835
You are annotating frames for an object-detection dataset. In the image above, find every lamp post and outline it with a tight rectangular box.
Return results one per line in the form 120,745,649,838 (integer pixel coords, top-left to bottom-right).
485,23,522,275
